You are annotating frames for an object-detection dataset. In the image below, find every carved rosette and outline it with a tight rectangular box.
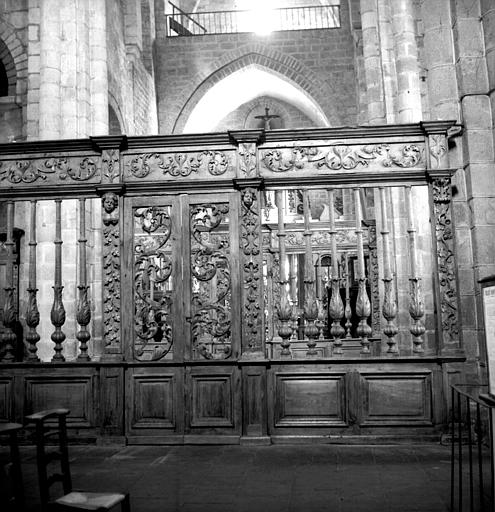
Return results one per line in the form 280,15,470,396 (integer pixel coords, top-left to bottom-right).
260,144,423,173
239,143,257,177
240,188,262,352
102,193,121,355
432,177,459,346
101,149,120,183
127,151,233,179
190,203,232,359
134,207,173,361
25,288,40,361
1,287,17,361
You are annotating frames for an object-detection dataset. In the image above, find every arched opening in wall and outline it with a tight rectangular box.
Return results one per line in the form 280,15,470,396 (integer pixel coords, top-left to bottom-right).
108,104,123,135
182,65,329,133
0,60,8,97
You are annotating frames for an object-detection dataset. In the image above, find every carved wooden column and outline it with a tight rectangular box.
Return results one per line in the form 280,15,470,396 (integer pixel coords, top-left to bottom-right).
92,136,127,361
2,201,17,362
231,130,265,359
51,199,66,362
428,171,461,354
25,200,40,361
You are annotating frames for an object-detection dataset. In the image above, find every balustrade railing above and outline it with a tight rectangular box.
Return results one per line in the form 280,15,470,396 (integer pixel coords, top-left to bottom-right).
166,2,341,37
0,123,462,363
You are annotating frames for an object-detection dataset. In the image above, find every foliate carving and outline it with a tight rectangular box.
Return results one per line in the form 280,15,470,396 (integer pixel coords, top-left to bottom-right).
128,151,232,178
0,160,55,183
260,144,423,173
329,278,344,355
102,193,121,351
190,203,232,359
50,285,66,362
134,207,173,361
409,278,425,353
0,157,100,184
239,143,257,177
368,223,380,335
45,157,98,181
382,145,422,168
241,188,262,351
241,188,260,256
1,287,17,361
25,288,40,361
432,177,459,343
429,135,447,169
102,149,120,182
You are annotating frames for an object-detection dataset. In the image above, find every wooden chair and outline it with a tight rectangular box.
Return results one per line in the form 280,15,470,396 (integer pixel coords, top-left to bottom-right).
25,409,130,512
0,422,24,511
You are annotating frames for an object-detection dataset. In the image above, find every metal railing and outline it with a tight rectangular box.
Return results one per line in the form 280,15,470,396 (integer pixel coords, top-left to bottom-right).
166,2,341,37
450,384,495,512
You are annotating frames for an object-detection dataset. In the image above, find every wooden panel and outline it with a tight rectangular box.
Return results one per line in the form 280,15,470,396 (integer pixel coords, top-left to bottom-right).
131,374,175,429
99,367,124,436
361,372,433,426
0,376,13,422
190,374,234,428
24,375,94,426
274,373,346,427
242,366,267,437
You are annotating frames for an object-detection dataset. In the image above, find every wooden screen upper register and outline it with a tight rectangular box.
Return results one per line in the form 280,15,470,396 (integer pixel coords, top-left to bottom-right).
0,123,465,443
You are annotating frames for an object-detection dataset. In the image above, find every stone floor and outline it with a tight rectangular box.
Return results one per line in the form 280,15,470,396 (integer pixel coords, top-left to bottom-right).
1,443,459,512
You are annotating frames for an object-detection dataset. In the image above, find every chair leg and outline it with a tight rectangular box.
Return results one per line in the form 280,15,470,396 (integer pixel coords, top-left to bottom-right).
121,493,131,512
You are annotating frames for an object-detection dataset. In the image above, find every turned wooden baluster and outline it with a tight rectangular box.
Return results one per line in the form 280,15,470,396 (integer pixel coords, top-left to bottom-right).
405,186,425,353
2,201,16,362
302,190,318,356
328,189,344,355
379,187,398,354
276,190,293,357
51,199,66,362
354,188,372,354
76,199,91,361
343,252,352,339
25,200,40,361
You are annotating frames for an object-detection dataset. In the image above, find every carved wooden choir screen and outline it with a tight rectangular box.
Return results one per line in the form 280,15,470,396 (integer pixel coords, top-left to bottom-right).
0,124,460,363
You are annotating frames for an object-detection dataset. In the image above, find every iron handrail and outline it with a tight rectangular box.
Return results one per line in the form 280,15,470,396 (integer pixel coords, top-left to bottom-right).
450,383,495,512
166,4,341,37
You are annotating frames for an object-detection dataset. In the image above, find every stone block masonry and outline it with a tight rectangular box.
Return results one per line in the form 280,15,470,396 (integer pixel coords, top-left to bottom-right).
155,3,358,133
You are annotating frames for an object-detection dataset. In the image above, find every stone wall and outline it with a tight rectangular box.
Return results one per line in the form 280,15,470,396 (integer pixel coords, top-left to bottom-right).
155,1,358,133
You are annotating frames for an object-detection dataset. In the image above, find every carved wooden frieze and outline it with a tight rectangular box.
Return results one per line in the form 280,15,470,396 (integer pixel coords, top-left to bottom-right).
101,149,121,183
238,143,257,177
102,193,121,356
0,156,101,186
125,150,235,181
240,188,262,352
260,143,424,175
262,227,367,250
133,206,173,361
190,203,232,359
432,177,459,346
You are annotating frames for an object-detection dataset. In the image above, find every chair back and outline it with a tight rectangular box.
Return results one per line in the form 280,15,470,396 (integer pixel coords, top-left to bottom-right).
25,409,72,510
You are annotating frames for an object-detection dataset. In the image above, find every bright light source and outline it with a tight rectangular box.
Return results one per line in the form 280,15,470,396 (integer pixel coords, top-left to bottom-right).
238,0,276,36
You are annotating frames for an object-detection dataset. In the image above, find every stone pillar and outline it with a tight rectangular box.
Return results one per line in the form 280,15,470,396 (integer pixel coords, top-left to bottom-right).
390,0,422,122
360,0,386,124
377,0,397,123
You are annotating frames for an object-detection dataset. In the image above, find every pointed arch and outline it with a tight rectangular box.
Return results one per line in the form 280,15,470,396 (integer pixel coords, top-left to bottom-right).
172,45,343,133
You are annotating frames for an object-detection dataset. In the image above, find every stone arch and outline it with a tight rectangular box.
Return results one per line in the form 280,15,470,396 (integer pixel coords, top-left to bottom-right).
108,92,127,135
173,44,343,133
0,21,26,97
